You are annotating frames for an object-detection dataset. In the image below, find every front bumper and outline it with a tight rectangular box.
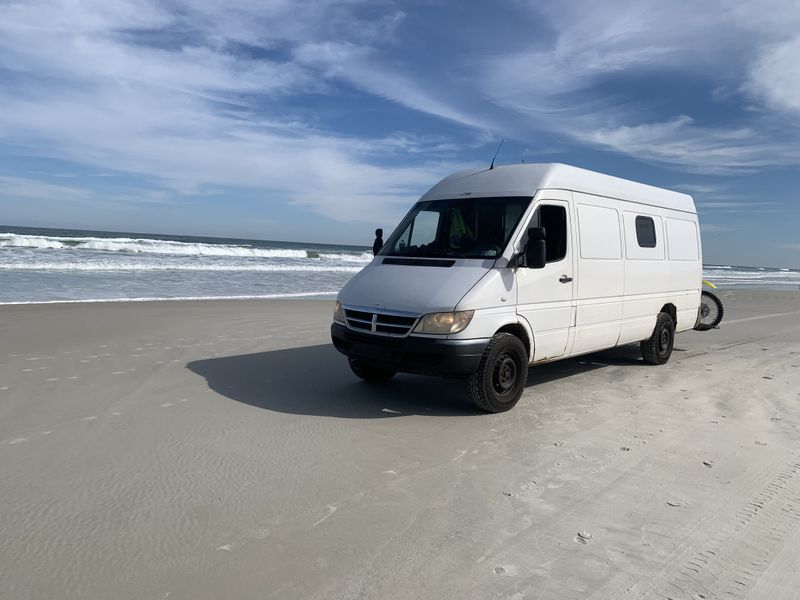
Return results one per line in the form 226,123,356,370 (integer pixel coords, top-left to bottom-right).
331,322,488,377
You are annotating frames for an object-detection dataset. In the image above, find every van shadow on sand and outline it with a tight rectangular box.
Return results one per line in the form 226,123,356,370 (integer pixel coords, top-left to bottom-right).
187,342,661,419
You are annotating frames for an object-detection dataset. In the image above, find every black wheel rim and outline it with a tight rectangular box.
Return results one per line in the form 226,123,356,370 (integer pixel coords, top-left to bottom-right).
493,353,517,394
658,325,671,354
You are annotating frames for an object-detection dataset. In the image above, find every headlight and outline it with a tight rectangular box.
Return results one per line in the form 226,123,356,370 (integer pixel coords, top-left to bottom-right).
413,311,474,334
333,300,345,323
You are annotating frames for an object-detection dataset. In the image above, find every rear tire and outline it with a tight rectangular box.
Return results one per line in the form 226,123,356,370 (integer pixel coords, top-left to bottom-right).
467,333,528,413
641,312,675,365
348,358,395,383
694,290,724,331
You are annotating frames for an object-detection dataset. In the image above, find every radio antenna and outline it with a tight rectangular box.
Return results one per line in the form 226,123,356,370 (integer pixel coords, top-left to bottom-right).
489,139,504,170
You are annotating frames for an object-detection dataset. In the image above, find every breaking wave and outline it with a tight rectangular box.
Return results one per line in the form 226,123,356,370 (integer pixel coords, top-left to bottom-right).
0,261,362,273
0,227,372,301
0,233,372,262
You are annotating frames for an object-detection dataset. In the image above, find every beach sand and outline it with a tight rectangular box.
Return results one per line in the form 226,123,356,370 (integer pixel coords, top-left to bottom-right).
1,290,799,599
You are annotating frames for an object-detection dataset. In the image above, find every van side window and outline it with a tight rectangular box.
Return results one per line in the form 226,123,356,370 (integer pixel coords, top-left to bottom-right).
635,216,657,248
392,210,440,252
529,205,567,262
504,203,525,242
410,210,440,247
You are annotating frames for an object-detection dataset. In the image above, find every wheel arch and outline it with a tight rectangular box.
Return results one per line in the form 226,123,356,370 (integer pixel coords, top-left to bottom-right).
496,320,532,360
660,303,677,326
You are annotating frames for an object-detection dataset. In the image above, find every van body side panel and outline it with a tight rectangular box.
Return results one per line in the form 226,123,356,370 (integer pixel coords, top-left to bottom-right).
617,209,701,339
447,305,521,340
451,271,525,343
513,192,575,362
665,216,703,330
675,290,702,332
619,206,671,343
570,193,624,355
453,268,515,313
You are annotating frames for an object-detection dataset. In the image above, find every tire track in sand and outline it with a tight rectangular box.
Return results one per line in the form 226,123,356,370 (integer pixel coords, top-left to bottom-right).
643,460,800,600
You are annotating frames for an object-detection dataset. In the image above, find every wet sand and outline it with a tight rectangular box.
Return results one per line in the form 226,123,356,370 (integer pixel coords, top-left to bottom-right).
1,290,800,599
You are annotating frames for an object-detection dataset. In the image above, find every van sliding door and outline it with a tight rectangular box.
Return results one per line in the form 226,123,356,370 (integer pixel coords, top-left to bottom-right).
571,193,624,355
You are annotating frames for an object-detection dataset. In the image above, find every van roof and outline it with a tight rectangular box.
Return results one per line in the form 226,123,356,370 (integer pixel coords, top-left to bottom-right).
420,163,696,213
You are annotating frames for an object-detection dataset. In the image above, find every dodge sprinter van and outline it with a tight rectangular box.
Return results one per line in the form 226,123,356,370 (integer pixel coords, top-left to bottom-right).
331,164,702,412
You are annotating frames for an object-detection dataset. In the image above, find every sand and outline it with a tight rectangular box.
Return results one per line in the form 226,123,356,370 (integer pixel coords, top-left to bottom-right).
1,290,799,599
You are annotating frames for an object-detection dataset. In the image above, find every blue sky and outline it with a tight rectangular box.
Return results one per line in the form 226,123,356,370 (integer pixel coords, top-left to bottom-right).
0,0,798,267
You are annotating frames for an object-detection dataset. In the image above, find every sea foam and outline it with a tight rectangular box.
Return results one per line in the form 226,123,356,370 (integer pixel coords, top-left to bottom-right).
0,233,372,261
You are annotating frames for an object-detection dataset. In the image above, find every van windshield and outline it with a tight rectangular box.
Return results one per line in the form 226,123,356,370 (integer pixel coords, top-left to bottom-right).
380,196,532,259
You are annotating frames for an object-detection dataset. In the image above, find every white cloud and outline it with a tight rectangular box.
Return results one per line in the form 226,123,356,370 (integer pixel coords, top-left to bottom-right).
485,1,736,99
288,0,800,174
0,84,459,223
0,175,174,210
0,176,94,202
745,35,800,114
696,202,764,209
700,224,737,233
0,0,465,225
580,116,800,173
467,1,800,172
291,41,497,132
673,183,729,195
1,0,800,230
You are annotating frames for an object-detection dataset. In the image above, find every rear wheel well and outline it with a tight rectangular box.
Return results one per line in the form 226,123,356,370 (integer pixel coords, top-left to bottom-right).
660,303,677,326
497,323,531,359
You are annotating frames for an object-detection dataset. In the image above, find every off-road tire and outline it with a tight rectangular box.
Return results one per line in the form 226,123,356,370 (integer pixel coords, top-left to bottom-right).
641,312,675,365
467,332,528,413
694,290,724,331
348,358,396,383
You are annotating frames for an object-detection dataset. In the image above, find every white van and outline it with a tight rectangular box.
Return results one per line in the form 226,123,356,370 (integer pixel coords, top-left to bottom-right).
331,163,702,412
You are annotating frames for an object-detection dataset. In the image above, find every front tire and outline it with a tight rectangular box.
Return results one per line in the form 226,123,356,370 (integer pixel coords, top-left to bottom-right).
348,358,395,383
467,333,528,413
641,312,675,365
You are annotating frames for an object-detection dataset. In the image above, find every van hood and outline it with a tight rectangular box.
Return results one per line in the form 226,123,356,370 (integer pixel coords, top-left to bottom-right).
338,259,492,314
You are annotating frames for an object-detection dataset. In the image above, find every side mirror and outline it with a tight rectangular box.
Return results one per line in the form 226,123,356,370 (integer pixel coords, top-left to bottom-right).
525,227,547,269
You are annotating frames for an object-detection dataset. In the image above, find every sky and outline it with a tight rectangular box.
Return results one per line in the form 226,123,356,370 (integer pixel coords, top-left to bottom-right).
0,0,798,267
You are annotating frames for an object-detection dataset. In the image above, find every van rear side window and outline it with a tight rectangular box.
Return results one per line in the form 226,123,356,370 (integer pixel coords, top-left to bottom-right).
635,216,657,248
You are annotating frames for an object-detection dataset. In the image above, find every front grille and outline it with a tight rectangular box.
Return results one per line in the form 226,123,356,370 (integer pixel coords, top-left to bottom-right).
344,307,419,337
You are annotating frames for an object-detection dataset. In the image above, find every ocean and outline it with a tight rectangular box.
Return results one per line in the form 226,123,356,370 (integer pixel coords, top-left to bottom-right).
1,225,798,304
0,226,371,304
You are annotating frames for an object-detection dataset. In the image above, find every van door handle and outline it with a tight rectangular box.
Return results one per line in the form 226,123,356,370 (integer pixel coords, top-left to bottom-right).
559,275,573,283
